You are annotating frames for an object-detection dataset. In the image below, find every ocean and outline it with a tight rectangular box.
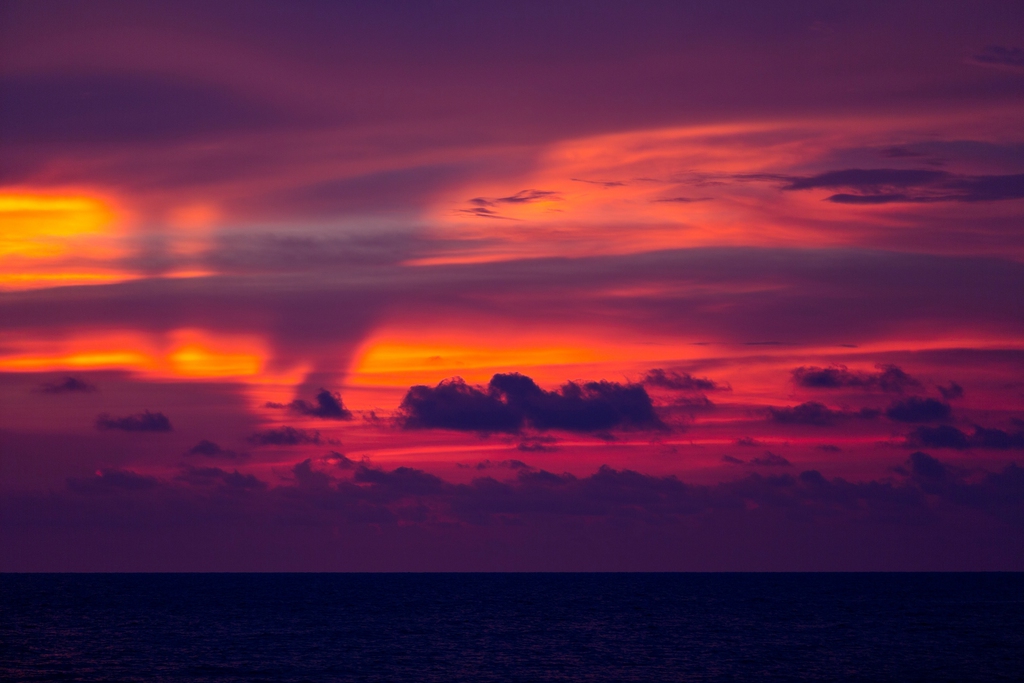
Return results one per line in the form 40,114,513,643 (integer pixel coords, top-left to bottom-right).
2,573,1022,681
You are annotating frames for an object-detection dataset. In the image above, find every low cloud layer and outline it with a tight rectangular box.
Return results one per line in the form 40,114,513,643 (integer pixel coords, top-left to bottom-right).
4,452,1021,570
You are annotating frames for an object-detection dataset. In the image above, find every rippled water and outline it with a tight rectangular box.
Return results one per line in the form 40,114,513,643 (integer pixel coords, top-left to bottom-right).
2,573,1022,681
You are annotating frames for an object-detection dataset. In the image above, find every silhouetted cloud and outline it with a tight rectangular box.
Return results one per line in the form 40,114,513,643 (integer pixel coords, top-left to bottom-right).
95,410,172,432
885,397,951,423
461,189,560,218
791,364,919,392
248,426,322,446
906,425,970,449
972,45,1024,70
971,426,1024,450
39,377,97,394
643,369,726,391
726,452,791,467
907,451,947,479
767,401,878,426
185,440,248,460
749,452,792,467
177,466,266,491
267,389,352,420
400,373,665,434
517,436,558,452
735,437,764,447
904,424,1024,450
67,468,160,493
938,382,964,400
783,168,1024,203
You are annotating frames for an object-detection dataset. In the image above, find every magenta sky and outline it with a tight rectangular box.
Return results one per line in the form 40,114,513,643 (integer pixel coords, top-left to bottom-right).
2,1,1023,570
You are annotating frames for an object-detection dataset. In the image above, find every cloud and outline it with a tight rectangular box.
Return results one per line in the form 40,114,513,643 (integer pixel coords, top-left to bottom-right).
767,401,878,426
938,382,964,400
885,397,951,423
67,468,160,493
643,369,726,392
905,424,1024,450
248,426,322,446
972,426,1024,450
783,168,1024,204
39,377,98,394
461,189,560,218
972,45,1024,70
517,436,558,452
792,364,920,393
907,451,947,479
95,410,172,432
177,466,266,491
906,425,970,449
749,452,792,467
400,373,665,434
725,451,792,467
185,440,248,460
266,389,352,420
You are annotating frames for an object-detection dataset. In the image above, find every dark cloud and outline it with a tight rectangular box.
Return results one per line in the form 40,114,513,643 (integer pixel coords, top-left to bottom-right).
817,444,842,453
400,378,521,433
749,452,792,467
461,189,560,218
906,425,970,450
905,424,1024,450
67,468,160,493
39,377,98,394
643,369,726,392
971,426,1024,450
517,436,558,452
248,426,322,446
767,401,878,426
907,451,947,480
177,466,266,491
185,440,248,460
726,452,792,467
792,364,920,392
291,459,335,489
95,411,172,432
783,168,1024,204
474,459,533,470
267,389,352,420
400,373,665,434
0,73,287,145
571,178,627,187
735,437,764,447
972,45,1024,70
885,397,952,423
938,382,965,400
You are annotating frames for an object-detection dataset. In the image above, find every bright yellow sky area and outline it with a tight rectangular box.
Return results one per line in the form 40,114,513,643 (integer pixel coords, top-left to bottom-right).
0,191,138,290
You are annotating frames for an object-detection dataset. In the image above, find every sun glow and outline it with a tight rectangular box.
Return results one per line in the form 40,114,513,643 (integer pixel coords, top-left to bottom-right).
0,191,140,290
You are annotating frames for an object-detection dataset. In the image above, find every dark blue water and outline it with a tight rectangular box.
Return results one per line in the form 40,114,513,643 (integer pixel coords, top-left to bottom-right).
2,574,1022,682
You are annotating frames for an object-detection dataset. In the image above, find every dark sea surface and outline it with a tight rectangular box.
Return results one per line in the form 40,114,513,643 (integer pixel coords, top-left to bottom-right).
2,573,1022,682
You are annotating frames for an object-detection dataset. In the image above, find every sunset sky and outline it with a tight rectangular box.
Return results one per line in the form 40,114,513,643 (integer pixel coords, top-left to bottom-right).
2,1,1023,570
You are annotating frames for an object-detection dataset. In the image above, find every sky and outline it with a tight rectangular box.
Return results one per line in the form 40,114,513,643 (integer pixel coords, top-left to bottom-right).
1,0,1023,571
